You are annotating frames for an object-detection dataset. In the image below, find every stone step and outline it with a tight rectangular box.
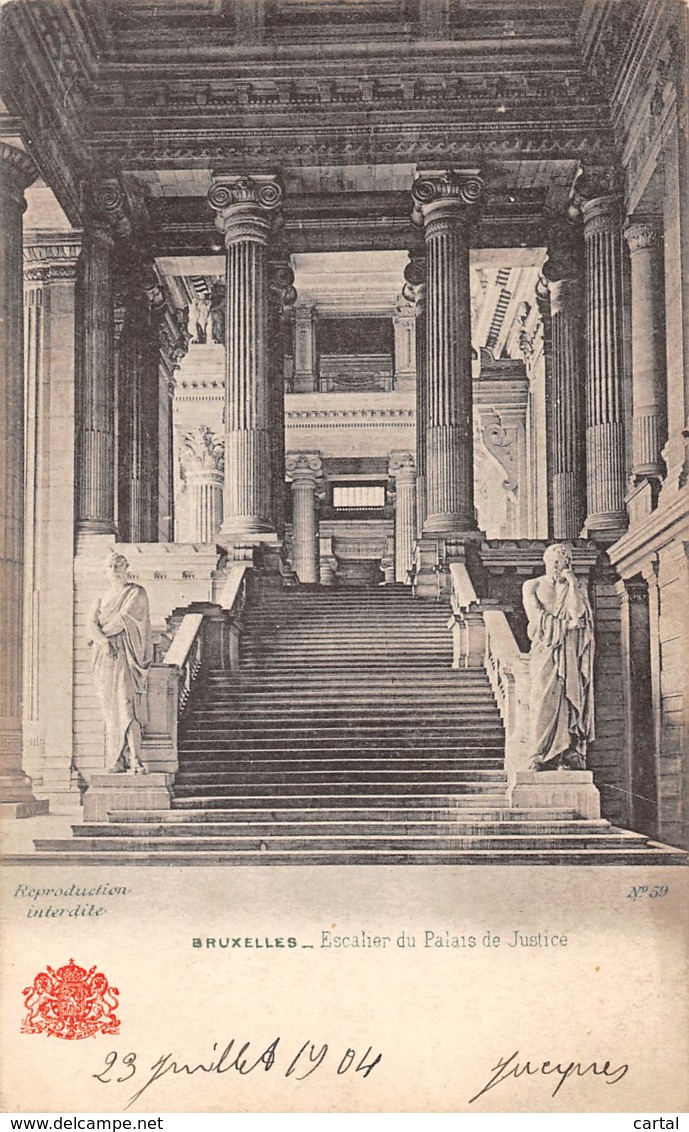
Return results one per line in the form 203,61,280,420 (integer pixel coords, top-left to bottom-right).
173,781,507,797
238,662,453,671
106,806,582,823
37,832,649,853
20,846,688,866
76,819,614,838
173,792,511,809
179,740,505,754
206,674,490,687
194,688,494,701
177,757,505,771
185,711,501,724
174,769,507,785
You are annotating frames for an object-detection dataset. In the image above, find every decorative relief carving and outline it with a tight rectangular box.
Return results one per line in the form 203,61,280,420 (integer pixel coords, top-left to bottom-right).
411,170,485,233
285,453,324,482
117,129,613,168
208,174,283,213
181,426,225,474
87,178,131,237
0,142,38,201
411,170,484,210
481,411,518,494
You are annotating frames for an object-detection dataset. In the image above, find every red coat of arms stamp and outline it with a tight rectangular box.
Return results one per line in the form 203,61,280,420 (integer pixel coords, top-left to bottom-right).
21,959,120,1040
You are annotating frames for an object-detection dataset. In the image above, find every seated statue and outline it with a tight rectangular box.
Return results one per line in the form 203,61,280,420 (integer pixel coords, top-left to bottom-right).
522,544,595,771
87,552,153,774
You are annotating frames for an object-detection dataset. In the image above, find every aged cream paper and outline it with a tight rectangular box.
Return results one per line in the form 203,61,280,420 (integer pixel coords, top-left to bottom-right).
1,862,687,1113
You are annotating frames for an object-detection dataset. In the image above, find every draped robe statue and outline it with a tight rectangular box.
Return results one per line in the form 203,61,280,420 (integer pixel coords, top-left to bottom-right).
522,544,595,770
88,553,153,773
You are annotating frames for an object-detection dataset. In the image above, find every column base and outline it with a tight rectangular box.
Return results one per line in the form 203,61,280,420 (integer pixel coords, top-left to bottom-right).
218,522,277,541
508,770,601,820
581,510,628,545
423,513,478,536
83,772,174,823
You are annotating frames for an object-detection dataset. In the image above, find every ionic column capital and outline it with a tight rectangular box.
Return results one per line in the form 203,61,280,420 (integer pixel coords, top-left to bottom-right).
411,169,484,233
388,451,416,484
0,142,38,206
570,169,621,235
208,174,283,246
624,217,663,253
285,452,324,493
85,178,131,240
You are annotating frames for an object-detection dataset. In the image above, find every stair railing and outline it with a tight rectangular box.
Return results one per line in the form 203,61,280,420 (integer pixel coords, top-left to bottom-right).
141,563,251,775
448,562,531,780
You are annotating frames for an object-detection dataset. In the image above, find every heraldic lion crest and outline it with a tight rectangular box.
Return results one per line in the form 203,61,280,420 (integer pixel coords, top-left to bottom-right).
21,959,120,1040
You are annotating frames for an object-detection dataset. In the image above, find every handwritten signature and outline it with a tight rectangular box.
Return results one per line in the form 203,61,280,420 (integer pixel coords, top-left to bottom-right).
94,1039,383,1109
469,1050,629,1103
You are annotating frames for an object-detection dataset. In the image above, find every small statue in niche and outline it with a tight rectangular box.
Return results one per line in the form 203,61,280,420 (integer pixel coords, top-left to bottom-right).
522,544,595,771
87,552,153,774
188,294,211,344
209,281,226,345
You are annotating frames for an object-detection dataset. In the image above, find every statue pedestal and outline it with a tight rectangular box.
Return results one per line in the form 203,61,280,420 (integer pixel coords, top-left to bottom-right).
508,770,601,820
83,773,174,823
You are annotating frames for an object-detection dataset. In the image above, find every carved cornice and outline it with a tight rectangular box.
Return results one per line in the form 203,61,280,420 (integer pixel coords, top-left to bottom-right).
97,124,614,171
92,68,607,123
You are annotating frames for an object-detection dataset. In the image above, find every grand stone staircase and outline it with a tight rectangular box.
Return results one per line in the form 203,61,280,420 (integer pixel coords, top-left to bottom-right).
31,584,687,864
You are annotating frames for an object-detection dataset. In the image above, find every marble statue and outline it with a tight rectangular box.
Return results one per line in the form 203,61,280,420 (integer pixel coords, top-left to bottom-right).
87,552,153,774
188,295,211,344
522,543,595,770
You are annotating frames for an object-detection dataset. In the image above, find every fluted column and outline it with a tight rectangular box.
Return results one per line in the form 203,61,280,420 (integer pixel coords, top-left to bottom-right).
117,261,165,542
404,251,427,531
180,426,224,542
23,233,81,799
624,218,667,483
286,453,323,584
576,174,628,540
0,143,46,815
389,452,417,583
542,229,586,539
411,170,483,534
208,174,283,539
75,181,128,539
268,252,296,538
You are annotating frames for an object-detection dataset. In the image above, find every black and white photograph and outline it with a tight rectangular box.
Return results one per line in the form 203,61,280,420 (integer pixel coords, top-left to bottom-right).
0,0,687,1117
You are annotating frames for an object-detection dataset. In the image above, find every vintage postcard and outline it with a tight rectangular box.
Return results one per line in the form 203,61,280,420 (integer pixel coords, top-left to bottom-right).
1,0,688,1117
